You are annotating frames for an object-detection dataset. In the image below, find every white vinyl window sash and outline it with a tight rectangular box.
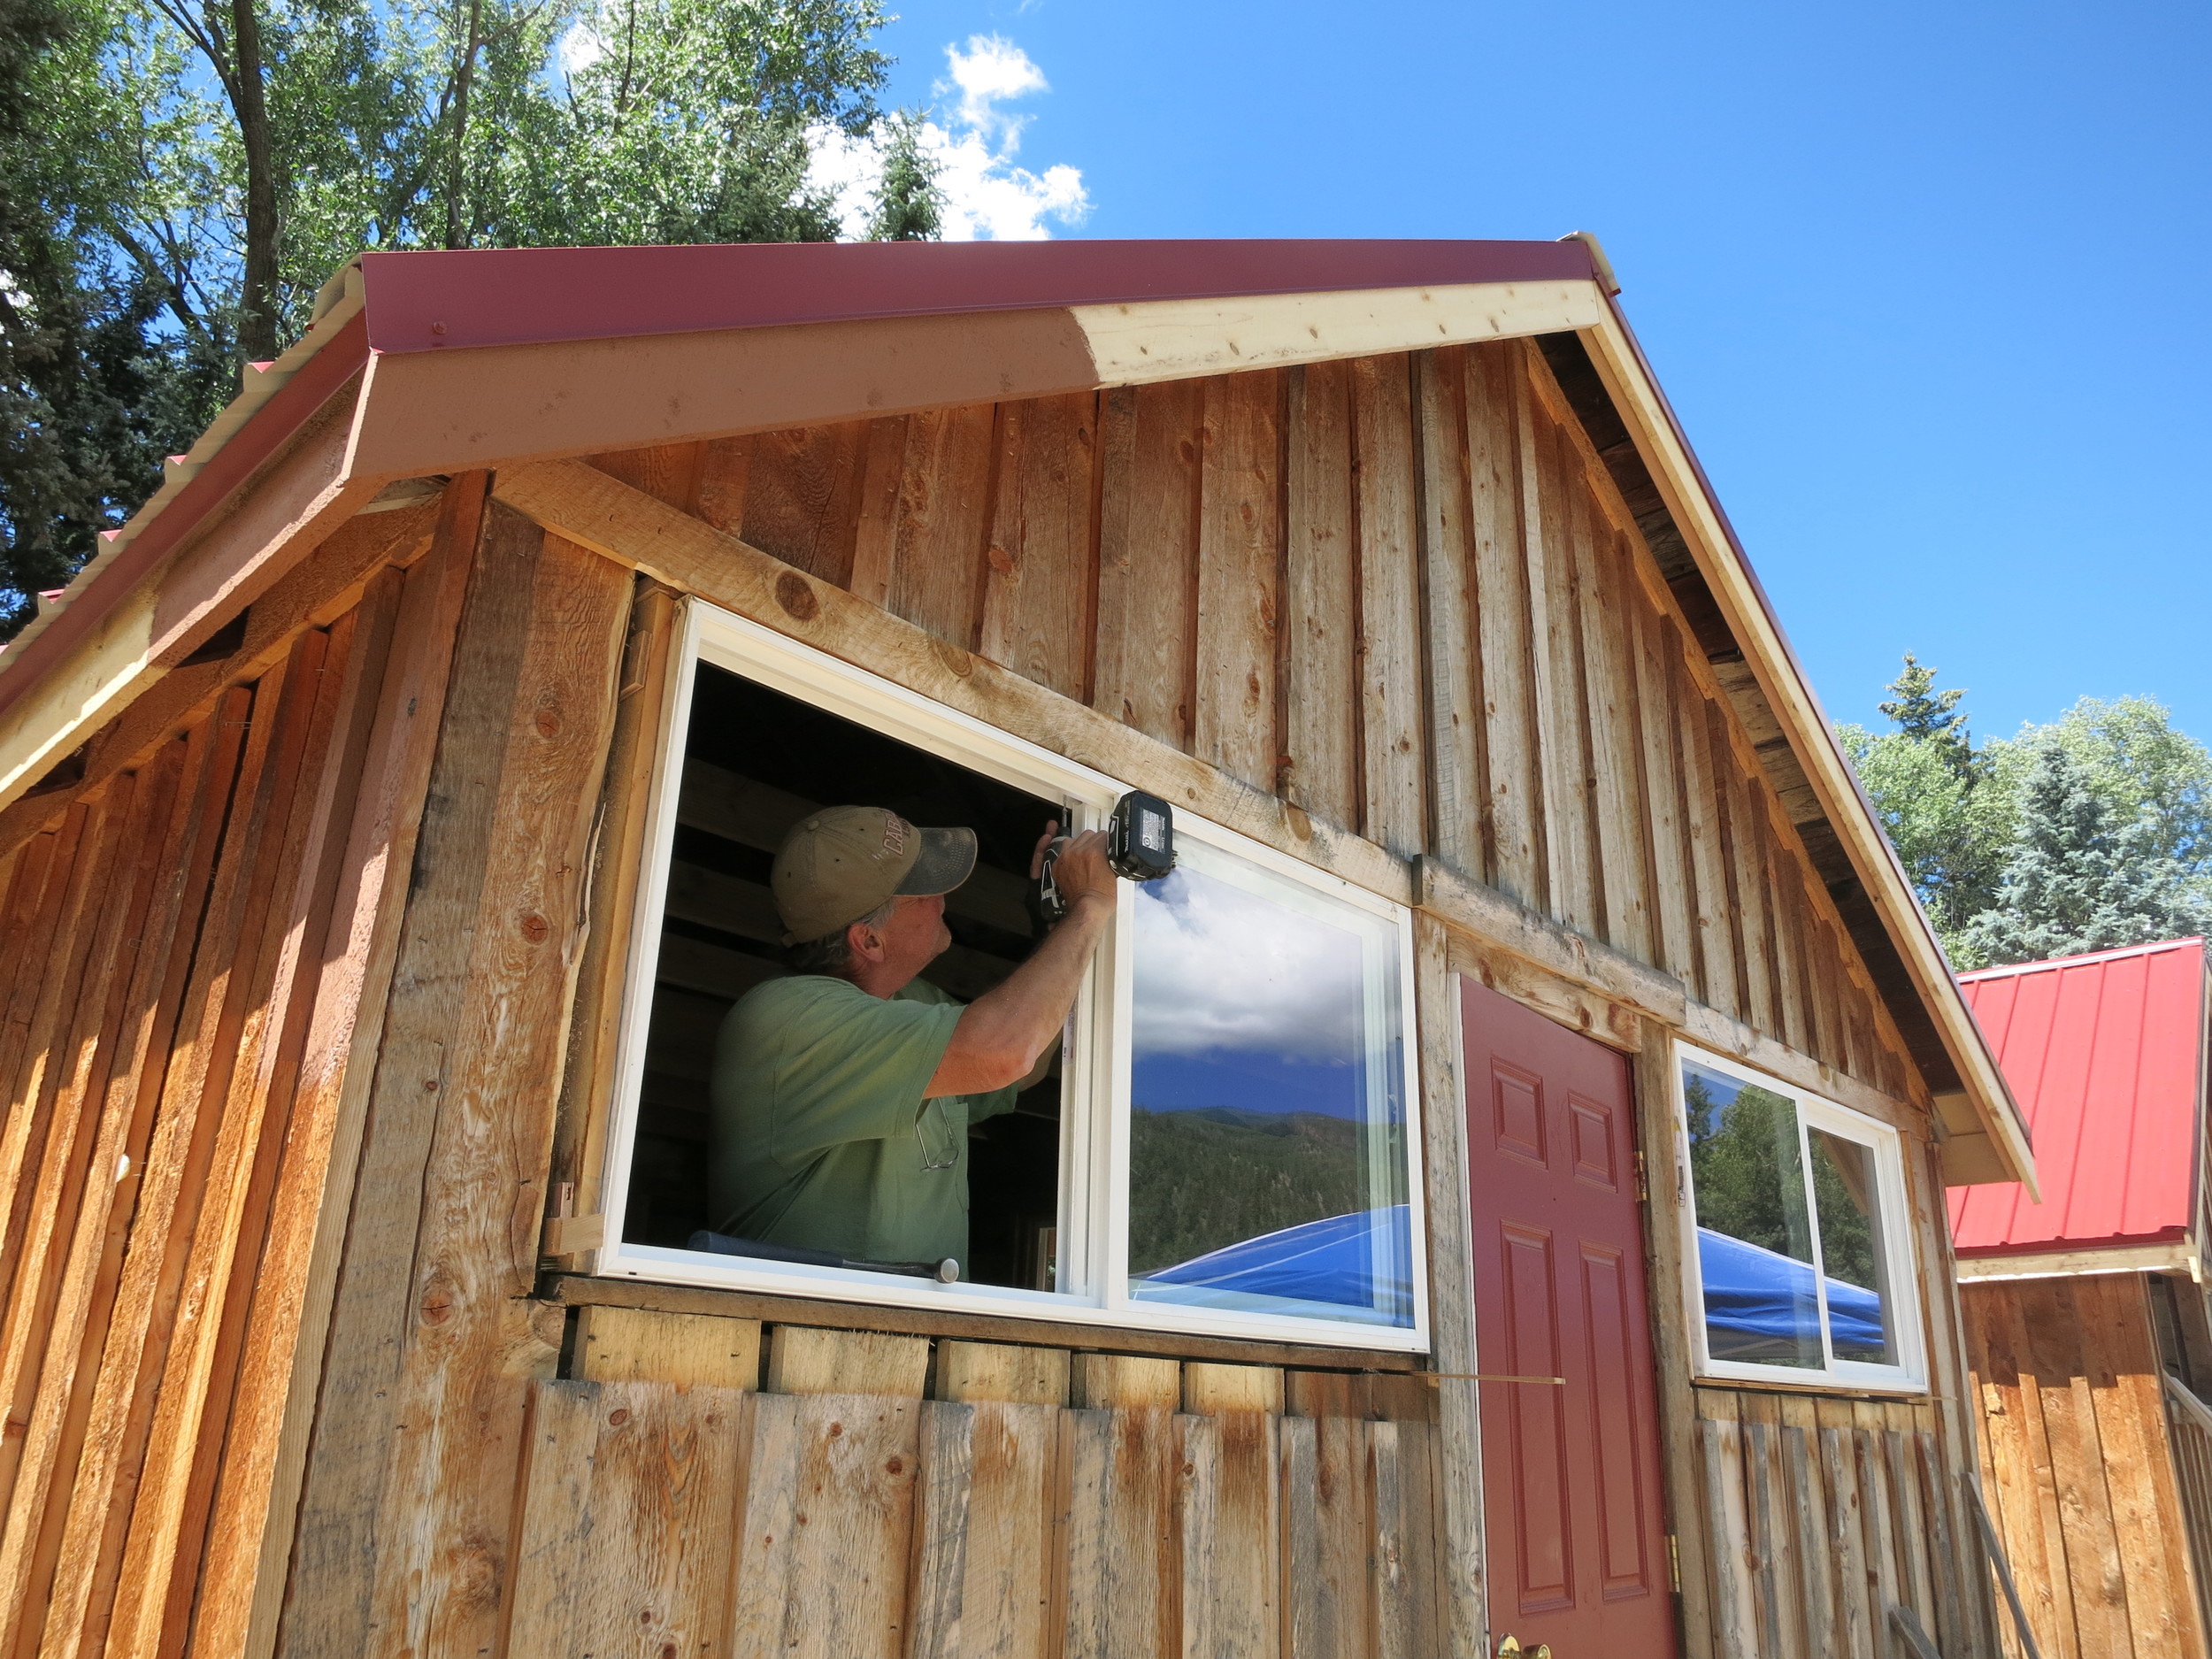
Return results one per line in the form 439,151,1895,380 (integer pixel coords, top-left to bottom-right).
1674,1042,1925,1391
588,596,1430,1352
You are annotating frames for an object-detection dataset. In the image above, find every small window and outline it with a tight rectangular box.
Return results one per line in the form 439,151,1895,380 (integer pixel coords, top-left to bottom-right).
1675,1045,1921,1389
591,598,1428,1350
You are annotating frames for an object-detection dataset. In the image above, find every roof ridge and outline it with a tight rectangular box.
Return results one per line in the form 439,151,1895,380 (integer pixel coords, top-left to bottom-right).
1957,935,2205,982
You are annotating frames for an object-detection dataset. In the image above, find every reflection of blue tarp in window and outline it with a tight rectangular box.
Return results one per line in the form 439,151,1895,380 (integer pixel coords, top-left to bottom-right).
1698,1226,1882,1355
1145,1204,1412,1324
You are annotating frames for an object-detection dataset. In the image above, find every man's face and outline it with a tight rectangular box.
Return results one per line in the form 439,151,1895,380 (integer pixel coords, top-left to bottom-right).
873,892,951,979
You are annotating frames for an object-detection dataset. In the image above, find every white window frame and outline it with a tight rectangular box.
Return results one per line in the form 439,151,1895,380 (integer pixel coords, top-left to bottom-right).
1672,1042,1926,1392
586,596,1430,1352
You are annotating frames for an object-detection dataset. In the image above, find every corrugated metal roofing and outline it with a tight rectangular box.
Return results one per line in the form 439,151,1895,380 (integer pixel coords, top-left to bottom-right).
1947,937,2207,1256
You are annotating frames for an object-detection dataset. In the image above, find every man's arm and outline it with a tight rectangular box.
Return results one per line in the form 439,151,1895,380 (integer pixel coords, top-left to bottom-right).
925,830,1115,1098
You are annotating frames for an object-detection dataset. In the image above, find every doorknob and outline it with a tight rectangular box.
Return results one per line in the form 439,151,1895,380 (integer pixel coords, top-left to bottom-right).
1496,1637,1551,1659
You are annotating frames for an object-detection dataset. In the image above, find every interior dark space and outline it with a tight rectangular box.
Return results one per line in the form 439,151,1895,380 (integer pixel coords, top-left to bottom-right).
624,661,1064,1290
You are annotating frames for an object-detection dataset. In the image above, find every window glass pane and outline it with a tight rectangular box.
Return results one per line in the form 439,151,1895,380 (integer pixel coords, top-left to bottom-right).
1125,838,1412,1327
1683,1060,1823,1368
1809,1129,1895,1365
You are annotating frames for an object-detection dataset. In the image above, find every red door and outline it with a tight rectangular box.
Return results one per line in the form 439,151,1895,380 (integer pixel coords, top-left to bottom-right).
1461,978,1675,1657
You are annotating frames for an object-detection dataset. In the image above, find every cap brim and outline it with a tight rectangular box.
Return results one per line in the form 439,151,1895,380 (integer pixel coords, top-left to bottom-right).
895,826,978,897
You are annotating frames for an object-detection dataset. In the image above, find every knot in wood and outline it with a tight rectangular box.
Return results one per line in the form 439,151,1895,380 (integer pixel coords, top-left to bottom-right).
884,1456,903,1475
987,545,1017,576
608,1408,631,1426
520,912,549,944
534,705,562,738
774,571,819,622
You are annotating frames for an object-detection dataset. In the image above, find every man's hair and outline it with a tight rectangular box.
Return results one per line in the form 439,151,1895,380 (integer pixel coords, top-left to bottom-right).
785,895,900,977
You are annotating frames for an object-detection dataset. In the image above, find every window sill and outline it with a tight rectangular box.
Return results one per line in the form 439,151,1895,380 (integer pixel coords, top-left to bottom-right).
539,1272,1430,1374
1690,1368,1936,1403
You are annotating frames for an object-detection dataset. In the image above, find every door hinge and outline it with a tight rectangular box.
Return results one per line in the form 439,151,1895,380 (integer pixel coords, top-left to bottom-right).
1668,1532,1681,1594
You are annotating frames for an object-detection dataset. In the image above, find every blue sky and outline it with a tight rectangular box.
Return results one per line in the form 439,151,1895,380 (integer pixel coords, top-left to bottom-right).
860,0,2210,745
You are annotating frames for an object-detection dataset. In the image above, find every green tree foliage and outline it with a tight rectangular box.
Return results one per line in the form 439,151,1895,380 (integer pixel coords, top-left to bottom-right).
1,0,943,636
1839,657,2210,969
1962,743,2201,966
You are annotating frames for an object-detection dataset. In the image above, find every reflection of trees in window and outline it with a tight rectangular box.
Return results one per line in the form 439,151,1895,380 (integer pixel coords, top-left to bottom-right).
1685,1069,1814,1263
1126,1108,1377,1274
1809,1133,1879,1291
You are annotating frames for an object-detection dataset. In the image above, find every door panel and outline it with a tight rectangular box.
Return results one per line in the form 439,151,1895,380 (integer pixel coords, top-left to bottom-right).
1462,977,1675,1657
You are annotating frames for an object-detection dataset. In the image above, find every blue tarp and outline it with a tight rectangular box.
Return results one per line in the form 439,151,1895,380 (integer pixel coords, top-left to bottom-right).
1697,1226,1885,1355
1145,1205,1413,1322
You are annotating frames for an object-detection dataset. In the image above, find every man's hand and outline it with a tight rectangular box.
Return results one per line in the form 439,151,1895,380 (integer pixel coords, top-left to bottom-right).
928,819,1118,1097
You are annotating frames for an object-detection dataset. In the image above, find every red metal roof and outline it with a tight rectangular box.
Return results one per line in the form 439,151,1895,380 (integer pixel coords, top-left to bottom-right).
1947,937,2208,1256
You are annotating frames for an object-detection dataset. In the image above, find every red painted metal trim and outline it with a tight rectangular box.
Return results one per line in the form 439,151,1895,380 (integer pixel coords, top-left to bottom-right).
356,238,1598,356
0,311,372,726
1948,937,2208,1255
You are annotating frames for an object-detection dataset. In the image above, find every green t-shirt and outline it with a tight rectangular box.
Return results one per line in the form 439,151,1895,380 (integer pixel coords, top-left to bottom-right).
708,973,1020,1268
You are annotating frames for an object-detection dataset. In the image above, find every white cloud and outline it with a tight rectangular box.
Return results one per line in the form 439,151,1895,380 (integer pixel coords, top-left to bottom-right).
556,21,606,79
1131,865,1368,1064
803,35,1089,242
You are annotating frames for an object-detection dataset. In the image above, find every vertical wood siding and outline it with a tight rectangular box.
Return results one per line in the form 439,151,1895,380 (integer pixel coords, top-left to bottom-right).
588,336,1916,1104
1963,1274,2208,1659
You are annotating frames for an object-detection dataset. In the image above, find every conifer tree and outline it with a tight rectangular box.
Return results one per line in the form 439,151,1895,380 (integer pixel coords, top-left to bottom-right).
1962,744,2201,966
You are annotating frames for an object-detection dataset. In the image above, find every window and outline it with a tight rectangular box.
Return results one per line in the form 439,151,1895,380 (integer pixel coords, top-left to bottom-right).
592,598,1428,1349
1674,1045,1922,1389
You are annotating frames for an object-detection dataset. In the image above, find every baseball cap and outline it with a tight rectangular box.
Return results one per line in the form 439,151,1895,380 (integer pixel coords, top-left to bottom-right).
771,805,979,944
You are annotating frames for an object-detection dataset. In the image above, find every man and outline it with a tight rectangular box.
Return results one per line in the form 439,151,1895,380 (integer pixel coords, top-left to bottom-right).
707,804,1114,1275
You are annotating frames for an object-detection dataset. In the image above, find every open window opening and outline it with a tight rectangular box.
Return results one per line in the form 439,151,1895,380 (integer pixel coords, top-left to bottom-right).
594,599,1429,1351
625,658,1066,1292
1675,1043,1924,1390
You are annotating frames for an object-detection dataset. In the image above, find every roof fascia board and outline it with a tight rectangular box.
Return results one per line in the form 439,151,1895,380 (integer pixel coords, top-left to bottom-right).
1068,280,1606,387
1572,303,2038,1195
1955,1240,2196,1281
0,373,382,812
342,280,1609,479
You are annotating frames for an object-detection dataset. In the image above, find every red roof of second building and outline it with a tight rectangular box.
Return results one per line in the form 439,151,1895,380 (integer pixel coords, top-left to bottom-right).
1947,936,2207,1256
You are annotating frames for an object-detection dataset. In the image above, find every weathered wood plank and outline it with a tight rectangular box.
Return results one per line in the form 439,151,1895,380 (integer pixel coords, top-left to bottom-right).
1182,1362,1283,1417
1575,526,1653,960
1194,370,1282,793
33,686,259,1659
573,1305,761,1389
1061,1406,1178,1659
936,1341,1069,1407
1179,1410,1279,1659
1281,1415,1369,1659
1699,1417,1753,1659
1351,354,1425,856
730,1390,921,1659
1281,361,1358,830
847,417,910,611
1414,350,1483,878
1626,596,1697,994
768,1326,928,1397
980,392,1096,702
204,523,475,1659
909,1401,974,1659
1820,1425,1877,1659
1070,1354,1180,1411
109,627,357,1657
1092,382,1200,752
889,403,996,651
502,1379,746,1658
589,442,705,516
733,421,869,588
1463,343,1541,904
1370,1418,1443,1659
952,1399,1060,1659
282,510,631,1659
1517,370,1586,928
1411,918,1486,1656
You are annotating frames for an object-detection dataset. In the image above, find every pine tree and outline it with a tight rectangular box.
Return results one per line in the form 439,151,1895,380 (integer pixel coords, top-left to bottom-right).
1878,652,1980,782
1962,744,2201,966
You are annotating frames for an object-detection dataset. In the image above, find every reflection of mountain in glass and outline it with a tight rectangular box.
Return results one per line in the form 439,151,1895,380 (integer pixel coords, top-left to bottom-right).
1127,1106,1368,1275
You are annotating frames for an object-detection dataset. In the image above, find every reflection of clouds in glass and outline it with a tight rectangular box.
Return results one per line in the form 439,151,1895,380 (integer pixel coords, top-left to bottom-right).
1133,865,1363,1062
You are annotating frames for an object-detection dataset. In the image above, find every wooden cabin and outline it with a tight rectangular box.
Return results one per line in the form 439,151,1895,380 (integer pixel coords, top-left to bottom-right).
1950,937,2212,1656
0,238,2039,1659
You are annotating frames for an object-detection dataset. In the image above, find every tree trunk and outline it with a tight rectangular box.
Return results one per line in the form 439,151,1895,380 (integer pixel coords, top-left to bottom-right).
442,0,484,250
229,0,280,361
